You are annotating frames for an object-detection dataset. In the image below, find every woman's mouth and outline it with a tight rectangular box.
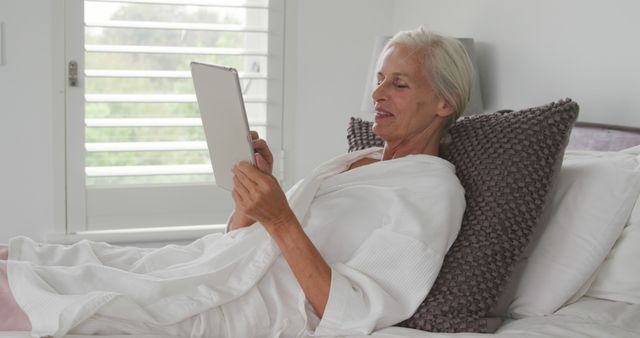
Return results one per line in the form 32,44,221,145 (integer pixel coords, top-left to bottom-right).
375,111,393,121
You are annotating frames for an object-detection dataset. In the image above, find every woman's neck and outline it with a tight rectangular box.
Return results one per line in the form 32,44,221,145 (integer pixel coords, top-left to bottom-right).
382,143,439,160
382,131,442,160
380,113,450,160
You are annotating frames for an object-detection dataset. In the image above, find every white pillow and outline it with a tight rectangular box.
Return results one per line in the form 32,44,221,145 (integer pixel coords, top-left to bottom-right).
508,150,640,318
586,148,640,304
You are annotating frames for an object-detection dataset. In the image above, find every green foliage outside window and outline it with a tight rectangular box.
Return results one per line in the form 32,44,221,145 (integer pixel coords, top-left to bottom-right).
85,3,267,185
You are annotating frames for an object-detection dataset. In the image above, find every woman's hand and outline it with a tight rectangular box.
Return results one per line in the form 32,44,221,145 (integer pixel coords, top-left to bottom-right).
228,131,276,231
231,159,294,228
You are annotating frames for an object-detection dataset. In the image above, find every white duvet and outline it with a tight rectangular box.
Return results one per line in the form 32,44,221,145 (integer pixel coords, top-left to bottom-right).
5,145,340,337
2,297,639,337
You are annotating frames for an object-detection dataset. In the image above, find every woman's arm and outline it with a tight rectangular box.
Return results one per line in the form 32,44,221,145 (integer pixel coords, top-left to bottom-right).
262,211,331,316
232,159,331,316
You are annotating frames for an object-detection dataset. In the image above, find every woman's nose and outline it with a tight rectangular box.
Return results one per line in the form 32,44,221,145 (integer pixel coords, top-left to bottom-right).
371,81,386,104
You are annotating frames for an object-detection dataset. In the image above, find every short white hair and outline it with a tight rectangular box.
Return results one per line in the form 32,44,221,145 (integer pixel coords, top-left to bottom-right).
384,27,474,124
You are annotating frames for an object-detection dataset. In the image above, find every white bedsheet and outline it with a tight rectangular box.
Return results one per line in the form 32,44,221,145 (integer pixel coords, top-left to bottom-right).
3,297,638,338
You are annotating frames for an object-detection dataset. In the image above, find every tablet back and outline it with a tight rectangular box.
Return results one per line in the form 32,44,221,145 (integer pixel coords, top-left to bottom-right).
191,62,255,191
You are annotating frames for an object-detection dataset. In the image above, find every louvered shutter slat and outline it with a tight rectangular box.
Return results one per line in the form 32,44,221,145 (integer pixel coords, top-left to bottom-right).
85,0,270,184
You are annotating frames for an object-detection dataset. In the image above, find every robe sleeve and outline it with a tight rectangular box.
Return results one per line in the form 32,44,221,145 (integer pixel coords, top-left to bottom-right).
305,185,465,336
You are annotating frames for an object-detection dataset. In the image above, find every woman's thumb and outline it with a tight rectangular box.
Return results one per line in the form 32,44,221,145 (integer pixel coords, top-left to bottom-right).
255,153,268,173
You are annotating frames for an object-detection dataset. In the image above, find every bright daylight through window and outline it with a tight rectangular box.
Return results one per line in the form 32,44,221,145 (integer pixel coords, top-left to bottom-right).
62,0,282,234
84,0,270,186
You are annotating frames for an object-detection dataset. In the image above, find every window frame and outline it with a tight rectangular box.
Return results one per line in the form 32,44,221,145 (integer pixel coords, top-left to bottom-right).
56,0,285,241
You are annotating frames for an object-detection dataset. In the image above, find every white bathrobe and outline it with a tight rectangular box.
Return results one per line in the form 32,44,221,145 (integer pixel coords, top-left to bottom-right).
7,148,465,338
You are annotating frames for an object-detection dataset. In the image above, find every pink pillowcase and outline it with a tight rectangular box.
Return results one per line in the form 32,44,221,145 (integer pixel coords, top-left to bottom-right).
0,256,32,330
0,245,8,260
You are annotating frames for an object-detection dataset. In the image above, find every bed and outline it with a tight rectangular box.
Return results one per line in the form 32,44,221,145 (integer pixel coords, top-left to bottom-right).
3,115,640,337
3,296,640,337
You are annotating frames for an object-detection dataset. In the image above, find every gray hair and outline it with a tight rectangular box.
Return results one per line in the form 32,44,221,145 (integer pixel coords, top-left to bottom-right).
383,27,474,127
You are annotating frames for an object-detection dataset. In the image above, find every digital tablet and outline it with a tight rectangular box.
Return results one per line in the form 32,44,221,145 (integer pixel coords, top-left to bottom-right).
190,61,255,191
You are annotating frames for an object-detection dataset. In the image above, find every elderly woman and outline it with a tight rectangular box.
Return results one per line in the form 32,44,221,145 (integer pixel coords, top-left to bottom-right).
1,27,471,337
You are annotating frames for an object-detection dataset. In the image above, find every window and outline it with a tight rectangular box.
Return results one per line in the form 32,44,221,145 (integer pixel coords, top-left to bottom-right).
64,0,284,236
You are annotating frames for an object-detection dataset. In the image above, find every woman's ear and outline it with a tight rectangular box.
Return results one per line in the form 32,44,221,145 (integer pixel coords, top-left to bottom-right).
435,98,455,118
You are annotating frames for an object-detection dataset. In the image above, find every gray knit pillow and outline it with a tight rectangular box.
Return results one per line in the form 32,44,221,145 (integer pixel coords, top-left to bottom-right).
347,99,579,333
347,117,384,151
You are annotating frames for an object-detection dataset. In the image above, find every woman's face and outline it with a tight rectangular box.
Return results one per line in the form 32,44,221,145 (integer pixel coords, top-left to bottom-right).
371,43,450,144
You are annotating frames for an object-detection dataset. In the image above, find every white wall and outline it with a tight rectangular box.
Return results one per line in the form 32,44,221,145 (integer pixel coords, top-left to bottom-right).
391,0,640,127
283,0,392,185
0,1,58,243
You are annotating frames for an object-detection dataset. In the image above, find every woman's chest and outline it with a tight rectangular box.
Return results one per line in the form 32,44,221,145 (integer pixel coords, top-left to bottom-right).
301,186,389,263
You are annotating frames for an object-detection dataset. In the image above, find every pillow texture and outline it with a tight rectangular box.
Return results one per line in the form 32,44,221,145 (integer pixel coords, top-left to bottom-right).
585,149,640,305
508,150,640,317
347,117,384,152
347,99,579,332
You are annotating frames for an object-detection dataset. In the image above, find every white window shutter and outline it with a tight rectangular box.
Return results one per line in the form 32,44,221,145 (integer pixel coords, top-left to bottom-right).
65,0,284,233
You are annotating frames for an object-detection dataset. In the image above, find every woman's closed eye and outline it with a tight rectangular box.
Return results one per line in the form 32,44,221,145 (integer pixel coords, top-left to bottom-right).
376,77,410,88
391,76,410,88
394,80,409,88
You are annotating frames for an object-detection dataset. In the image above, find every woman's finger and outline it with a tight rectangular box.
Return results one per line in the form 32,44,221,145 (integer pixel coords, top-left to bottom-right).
233,173,251,198
253,140,272,156
234,162,261,187
252,138,267,150
255,153,271,173
253,139,273,158
236,163,279,207
240,162,275,191
250,130,259,140
236,161,262,176
252,139,273,173
231,187,243,206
